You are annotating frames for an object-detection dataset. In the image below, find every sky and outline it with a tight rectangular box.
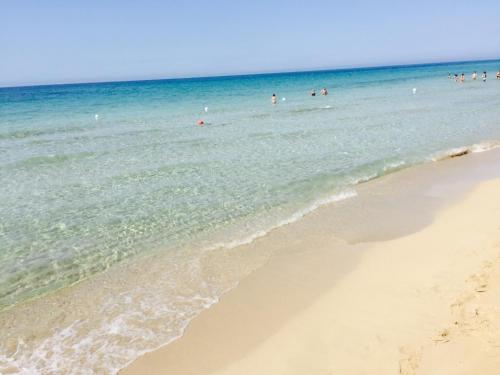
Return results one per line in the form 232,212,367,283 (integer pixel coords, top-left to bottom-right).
1,0,499,87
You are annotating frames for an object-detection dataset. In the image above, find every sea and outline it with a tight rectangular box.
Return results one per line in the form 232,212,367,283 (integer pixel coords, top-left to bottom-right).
1,60,500,374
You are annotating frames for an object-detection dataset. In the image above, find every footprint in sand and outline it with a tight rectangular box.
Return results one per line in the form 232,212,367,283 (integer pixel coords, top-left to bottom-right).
433,328,451,343
398,347,421,375
468,271,489,293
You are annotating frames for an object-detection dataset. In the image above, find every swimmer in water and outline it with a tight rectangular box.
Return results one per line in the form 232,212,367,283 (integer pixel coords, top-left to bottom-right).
460,73,465,83
472,71,477,80
497,70,500,80
310,89,316,97
271,94,277,104
482,72,487,82
454,74,459,82
321,88,328,96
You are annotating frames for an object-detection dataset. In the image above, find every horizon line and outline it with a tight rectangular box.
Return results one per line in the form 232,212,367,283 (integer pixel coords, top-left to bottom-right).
1,57,499,90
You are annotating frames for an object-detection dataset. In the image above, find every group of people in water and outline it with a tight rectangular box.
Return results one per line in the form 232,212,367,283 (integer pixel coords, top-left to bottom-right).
202,70,499,124
270,69,500,104
449,70,500,83
271,88,328,104
310,88,329,97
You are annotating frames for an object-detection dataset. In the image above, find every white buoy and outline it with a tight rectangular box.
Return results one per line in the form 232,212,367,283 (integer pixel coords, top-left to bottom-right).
412,88,417,95
94,114,99,121
204,107,208,113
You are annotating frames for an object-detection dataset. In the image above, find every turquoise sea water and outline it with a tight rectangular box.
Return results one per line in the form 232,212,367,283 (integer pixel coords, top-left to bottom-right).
1,60,500,373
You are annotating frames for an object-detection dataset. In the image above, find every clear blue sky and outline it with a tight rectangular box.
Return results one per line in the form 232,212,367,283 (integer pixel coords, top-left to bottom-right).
1,0,499,87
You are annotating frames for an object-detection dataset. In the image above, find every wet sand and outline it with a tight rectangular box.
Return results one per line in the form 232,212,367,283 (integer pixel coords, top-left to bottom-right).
122,149,500,375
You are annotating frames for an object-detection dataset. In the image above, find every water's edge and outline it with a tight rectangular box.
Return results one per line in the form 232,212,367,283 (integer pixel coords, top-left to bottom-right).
114,138,500,374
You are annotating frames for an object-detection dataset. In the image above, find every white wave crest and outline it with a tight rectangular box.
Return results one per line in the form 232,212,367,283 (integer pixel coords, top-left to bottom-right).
204,190,358,252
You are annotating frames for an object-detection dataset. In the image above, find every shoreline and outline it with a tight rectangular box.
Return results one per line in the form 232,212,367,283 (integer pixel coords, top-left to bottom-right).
122,148,500,374
2,144,500,374
2,139,496,316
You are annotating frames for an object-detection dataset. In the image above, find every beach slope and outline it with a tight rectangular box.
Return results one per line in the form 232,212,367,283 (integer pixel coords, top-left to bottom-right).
122,177,500,375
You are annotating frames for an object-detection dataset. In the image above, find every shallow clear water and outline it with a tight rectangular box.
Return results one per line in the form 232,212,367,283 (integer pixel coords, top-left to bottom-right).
1,60,500,373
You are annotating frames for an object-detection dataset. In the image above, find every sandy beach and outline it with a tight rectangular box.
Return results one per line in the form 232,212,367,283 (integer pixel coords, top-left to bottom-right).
2,2,500,373
122,149,500,375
